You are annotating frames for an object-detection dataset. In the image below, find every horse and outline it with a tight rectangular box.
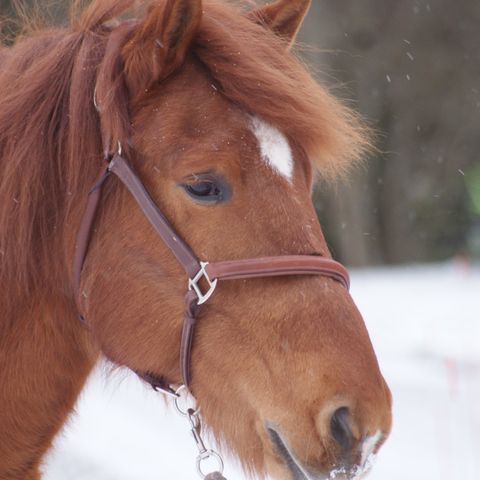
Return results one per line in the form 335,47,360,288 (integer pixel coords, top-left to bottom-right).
0,0,392,479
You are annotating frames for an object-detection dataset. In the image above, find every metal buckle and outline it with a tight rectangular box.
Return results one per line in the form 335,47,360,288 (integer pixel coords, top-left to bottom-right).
189,262,218,305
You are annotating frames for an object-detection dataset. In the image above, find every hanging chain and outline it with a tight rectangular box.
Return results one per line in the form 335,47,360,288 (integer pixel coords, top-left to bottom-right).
166,385,226,479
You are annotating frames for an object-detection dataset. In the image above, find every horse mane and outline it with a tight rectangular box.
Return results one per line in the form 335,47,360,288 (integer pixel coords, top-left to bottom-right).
0,0,369,318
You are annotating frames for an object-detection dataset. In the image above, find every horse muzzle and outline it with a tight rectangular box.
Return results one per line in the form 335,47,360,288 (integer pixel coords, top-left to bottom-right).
265,407,386,480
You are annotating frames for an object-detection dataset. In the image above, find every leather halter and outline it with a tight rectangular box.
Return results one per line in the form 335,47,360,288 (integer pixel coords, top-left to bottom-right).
73,153,350,392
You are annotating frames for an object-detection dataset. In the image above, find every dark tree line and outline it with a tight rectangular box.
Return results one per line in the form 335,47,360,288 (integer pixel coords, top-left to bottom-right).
299,0,480,265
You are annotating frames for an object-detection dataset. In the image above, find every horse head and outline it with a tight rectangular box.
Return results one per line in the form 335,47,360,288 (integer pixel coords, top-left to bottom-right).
75,0,392,478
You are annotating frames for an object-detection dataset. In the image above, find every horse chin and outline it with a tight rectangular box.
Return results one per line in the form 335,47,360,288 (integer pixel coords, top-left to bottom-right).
265,426,373,480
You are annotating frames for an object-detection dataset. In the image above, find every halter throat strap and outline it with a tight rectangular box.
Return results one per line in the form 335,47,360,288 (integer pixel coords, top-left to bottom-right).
73,153,350,390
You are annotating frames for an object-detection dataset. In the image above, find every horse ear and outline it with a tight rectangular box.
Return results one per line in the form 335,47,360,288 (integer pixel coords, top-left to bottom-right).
122,0,202,96
248,0,311,48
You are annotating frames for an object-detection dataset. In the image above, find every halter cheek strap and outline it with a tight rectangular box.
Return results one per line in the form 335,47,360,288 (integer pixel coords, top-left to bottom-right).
73,153,350,391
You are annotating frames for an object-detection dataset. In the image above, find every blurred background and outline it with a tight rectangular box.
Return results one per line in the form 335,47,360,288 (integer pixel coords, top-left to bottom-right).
299,0,480,266
1,1,479,479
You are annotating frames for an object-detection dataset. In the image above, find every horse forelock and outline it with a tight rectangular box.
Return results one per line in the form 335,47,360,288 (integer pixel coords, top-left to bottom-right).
194,1,371,175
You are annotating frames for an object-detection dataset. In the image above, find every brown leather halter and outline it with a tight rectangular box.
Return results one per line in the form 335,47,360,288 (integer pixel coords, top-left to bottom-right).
73,152,350,394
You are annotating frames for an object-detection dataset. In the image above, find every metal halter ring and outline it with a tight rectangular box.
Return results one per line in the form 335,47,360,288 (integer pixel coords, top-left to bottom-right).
189,262,218,305
174,385,200,417
197,450,225,478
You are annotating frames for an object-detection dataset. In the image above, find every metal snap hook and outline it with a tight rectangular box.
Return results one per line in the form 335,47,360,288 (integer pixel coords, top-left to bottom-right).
156,384,226,479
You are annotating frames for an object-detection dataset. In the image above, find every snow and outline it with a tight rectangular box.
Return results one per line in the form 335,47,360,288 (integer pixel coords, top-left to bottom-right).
42,262,480,480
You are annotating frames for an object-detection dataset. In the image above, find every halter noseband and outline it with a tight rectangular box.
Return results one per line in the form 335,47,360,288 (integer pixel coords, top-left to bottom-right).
73,152,350,393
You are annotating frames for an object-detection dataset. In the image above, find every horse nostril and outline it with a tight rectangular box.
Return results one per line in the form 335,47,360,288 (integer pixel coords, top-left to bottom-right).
330,407,354,452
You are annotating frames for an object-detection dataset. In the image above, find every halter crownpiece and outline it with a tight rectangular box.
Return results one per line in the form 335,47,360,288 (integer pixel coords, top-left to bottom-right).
73,152,351,390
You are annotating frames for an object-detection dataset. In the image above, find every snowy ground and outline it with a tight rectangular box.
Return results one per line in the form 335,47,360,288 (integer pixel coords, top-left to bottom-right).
42,262,480,480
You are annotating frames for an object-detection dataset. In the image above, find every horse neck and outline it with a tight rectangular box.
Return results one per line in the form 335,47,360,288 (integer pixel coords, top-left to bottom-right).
0,30,132,476
0,293,98,479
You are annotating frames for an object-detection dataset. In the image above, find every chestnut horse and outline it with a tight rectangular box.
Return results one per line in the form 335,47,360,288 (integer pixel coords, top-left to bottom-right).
0,0,392,479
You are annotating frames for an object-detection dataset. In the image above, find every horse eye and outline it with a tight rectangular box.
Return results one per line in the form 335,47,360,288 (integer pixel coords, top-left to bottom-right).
182,176,229,204
187,182,219,197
